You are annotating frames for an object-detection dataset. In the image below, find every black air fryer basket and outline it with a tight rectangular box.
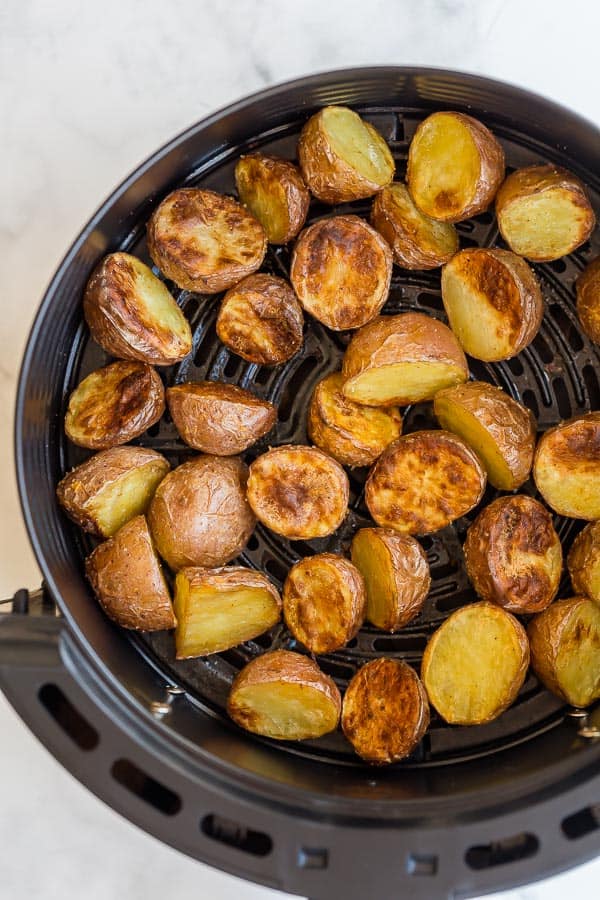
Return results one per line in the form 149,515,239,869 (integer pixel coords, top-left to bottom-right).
2,68,599,900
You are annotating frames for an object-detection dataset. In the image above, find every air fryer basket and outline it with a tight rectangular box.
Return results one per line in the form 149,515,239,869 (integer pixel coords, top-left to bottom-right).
2,68,599,900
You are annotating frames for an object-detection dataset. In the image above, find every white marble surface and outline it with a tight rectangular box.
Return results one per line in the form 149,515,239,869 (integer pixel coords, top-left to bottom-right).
1,0,598,897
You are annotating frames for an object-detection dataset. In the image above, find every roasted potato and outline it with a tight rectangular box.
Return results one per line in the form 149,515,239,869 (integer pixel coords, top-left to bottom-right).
290,215,392,331
148,455,256,570
495,165,596,261
350,528,430,631
576,257,600,344
166,381,276,455
568,522,600,603
56,446,169,538
406,111,505,223
235,154,310,244
173,566,281,658
422,601,529,725
365,430,486,535
441,248,543,361
282,553,366,654
433,381,536,490
147,188,267,293
85,515,176,631
64,360,165,450
83,252,192,365
227,649,341,740
247,445,349,540
216,273,304,365
528,596,600,707
341,312,468,407
297,105,395,204
342,658,429,764
533,412,600,519
464,495,562,614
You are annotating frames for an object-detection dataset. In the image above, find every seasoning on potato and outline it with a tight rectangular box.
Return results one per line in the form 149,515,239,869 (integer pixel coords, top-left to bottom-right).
576,257,600,344
568,522,600,604
533,412,600,519
235,153,310,244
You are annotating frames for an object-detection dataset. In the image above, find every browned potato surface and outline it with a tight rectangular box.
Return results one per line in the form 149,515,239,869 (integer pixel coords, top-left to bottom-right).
235,154,310,244
568,522,600,603
533,412,600,519
576,257,600,344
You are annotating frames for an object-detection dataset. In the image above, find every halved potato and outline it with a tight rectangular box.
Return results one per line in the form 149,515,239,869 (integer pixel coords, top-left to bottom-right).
342,658,429,764
147,188,267,293
422,601,529,725
350,528,430,631
235,154,310,244
441,248,543,361
496,165,596,261
433,381,536,490
533,413,600,519
173,566,281,658
64,360,165,449
365,430,486,535
83,252,192,365
297,106,395,203
576,257,600,344
406,111,505,222
528,596,600,707
227,649,341,740
341,312,468,407
568,522,600,603
290,215,392,331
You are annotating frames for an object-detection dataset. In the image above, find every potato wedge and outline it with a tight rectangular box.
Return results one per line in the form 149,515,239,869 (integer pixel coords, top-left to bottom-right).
464,496,562,614
85,515,176,631
434,381,536,490
441,248,543,361
533,412,600,519
351,528,430,631
496,165,596,261
173,566,281,658
83,252,192,365
147,188,267,293
365,430,486,535
297,106,395,203
342,658,429,764
406,111,505,222
422,601,529,725
568,522,600,603
528,596,600,707
235,154,310,244
341,312,468,407
576,257,600,344
64,360,165,450
227,649,341,740
290,215,392,331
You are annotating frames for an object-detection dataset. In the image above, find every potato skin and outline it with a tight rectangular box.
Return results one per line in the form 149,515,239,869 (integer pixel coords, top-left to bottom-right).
533,412,600,519
235,154,310,244
567,521,600,603
576,257,600,344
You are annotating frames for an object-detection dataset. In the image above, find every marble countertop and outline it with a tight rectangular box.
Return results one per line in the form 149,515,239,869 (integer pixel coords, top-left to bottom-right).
1,0,598,897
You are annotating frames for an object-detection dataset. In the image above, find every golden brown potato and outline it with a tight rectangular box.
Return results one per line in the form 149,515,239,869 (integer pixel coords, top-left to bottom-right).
533,412,600,519
83,252,192,365
85,515,176,631
528,596,600,707
282,553,366,654
297,105,395,204
350,528,430,631
441,248,543,361
342,658,429,764
216,274,304,365
247,445,349,540
576,257,600,344
166,381,276,455
568,522,600,603
227,649,341,740
235,154,310,244
422,601,529,725
406,111,505,222
433,381,536,490
371,182,459,269
365,430,486,535
341,312,468,407
173,566,281,658
148,455,256,570
56,446,169,538
496,165,596,261
147,188,266,293
290,215,392,331
64,360,165,450
464,495,562,614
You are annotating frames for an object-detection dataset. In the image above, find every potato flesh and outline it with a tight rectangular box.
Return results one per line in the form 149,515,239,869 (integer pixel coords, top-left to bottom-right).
344,362,465,406
410,115,479,218
442,266,516,360
351,532,395,629
237,171,288,243
555,601,600,707
500,190,591,260
323,107,393,185
132,261,191,342
434,397,514,489
231,682,339,740
386,183,458,256
89,461,168,537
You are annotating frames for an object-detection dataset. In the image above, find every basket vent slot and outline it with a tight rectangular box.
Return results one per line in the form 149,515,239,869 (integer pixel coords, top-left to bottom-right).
111,758,181,815
201,814,272,856
561,804,600,840
465,832,539,870
38,683,99,751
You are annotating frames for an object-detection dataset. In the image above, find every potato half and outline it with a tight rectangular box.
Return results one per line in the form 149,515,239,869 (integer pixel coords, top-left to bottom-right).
533,412,600,519
290,215,392,331
568,522,600,603
227,649,341,740
341,312,468,407
235,154,310,244
422,601,529,725
576,257,600,344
